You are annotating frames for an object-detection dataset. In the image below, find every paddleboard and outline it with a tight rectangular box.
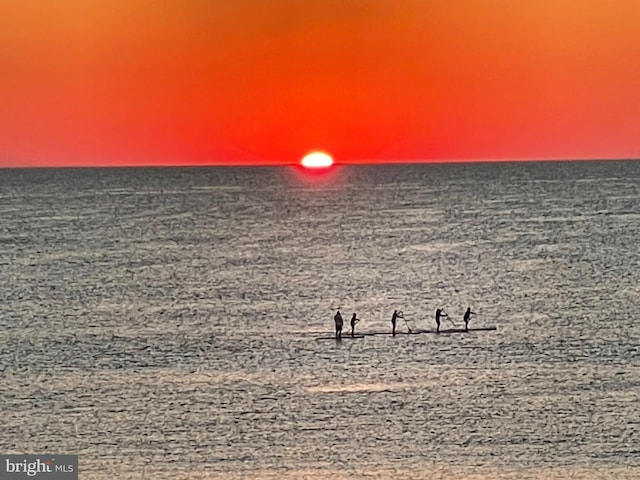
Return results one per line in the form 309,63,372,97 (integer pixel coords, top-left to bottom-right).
315,334,366,341
363,327,497,336
439,327,496,334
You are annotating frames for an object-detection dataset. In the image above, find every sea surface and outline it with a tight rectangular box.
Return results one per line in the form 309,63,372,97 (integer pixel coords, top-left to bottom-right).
1,161,639,479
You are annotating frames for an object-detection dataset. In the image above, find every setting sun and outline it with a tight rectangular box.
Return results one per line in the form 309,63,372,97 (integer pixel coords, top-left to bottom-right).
301,152,334,168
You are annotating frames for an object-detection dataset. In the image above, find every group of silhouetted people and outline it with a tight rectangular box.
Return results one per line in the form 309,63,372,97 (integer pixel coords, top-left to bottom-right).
434,307,475,332
334,307,476,338
333,310,360,339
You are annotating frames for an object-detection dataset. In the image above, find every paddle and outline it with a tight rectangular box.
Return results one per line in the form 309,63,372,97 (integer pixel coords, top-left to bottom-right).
398,311,412,333
443,312,457,328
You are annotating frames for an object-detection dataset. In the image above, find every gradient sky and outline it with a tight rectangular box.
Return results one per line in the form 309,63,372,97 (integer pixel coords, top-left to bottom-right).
1,0,640,167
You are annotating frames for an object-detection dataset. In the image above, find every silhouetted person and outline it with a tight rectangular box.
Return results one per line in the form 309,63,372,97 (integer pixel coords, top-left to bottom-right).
350,313,360,337
334,310,344,339
463,307,475,331
435,308,448,333
391,310,400,336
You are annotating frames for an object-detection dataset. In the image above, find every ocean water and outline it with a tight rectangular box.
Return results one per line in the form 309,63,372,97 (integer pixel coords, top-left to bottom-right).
1,161,639,479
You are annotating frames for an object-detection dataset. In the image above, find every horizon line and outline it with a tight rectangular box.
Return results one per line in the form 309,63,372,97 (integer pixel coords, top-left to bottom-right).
1,157,638,170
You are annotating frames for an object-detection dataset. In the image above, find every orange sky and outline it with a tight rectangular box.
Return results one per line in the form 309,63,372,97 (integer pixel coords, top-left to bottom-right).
1,0,639,166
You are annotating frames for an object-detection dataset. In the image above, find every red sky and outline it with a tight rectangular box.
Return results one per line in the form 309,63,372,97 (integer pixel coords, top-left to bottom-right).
1,0,640,167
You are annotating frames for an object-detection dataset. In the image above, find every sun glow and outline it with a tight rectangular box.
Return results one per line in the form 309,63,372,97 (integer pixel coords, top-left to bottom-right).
301,152,334,168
